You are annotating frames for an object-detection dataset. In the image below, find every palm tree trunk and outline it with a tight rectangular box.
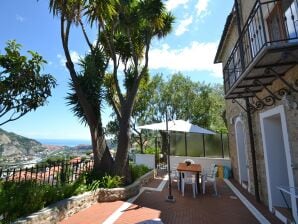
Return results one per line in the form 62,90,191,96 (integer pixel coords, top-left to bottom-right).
90,124,113,172
113,114,132,183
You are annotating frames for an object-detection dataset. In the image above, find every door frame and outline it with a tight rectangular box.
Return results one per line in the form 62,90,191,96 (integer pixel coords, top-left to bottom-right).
260,105,297,221
235,116,251,192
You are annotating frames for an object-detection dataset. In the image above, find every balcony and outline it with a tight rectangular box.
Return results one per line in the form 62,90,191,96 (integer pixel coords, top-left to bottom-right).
224,0,298,99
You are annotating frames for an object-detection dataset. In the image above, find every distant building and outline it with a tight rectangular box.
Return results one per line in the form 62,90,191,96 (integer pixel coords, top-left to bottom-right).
215,0,298,223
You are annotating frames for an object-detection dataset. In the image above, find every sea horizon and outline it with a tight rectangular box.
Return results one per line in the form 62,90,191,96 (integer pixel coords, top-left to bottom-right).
37,139,91,147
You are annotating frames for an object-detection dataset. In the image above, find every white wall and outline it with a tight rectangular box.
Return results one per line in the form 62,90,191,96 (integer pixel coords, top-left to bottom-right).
169,155,231,171
135,154,155,169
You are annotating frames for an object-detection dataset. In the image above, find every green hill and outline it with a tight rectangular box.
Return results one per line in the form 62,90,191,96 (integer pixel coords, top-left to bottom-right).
0,128,46,158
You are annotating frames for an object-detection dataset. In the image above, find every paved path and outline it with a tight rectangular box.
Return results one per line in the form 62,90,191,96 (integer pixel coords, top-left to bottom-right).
59,174,282,224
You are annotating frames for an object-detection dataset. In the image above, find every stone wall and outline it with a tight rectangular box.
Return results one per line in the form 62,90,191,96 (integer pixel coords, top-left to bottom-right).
14,170,155,224
225,66,298,206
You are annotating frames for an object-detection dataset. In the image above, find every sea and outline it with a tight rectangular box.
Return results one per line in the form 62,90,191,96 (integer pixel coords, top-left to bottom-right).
36,139,91,147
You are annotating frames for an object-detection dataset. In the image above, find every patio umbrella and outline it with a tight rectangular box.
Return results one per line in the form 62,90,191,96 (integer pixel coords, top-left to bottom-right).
139,120,216,202
139,120,216,155
139,119,216,135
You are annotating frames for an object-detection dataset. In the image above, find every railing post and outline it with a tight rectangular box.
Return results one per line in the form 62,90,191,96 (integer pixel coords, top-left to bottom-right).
257,0,268,44
234,0,246,71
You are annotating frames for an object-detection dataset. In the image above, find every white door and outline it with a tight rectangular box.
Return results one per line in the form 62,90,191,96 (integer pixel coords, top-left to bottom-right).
260,105,297,222
235,117,250,189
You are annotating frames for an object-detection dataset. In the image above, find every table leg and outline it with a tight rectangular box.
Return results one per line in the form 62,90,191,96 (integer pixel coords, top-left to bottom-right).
179,172,182,191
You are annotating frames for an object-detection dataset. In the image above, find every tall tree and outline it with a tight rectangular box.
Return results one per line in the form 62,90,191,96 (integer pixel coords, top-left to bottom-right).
0,40,56,126
102,0,174,176
49,0,114,172
49,0,174,178
134,73,227,148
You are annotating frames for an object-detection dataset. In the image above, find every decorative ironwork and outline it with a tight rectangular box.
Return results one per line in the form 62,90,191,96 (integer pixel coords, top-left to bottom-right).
232,86,294,113
268,68,298,93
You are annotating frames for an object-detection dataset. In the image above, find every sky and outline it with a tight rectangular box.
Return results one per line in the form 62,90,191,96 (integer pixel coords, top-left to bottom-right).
0,0,234,141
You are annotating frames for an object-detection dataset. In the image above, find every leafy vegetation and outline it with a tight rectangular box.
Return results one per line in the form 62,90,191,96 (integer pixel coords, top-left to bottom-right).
0,170,125,223
130,164,151,182
0,40,56,126
107,73,227,152
0,178,86,223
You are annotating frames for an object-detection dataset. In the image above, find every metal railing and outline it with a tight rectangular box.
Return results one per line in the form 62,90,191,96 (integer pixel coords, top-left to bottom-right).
224,0,298,94
0,159,94,186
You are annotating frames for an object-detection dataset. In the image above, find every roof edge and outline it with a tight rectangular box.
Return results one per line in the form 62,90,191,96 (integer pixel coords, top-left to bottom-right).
214,10,235,64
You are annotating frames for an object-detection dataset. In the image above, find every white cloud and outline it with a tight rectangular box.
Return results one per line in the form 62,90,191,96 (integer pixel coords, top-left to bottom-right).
175,16,193,36
16,14,24,22
70,51,80,63
165,0,189,11
57,51,80,67
149,41,222,77
195,0,210,17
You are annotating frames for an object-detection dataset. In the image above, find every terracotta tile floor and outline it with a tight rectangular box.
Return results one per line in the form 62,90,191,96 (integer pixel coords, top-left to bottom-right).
59,172,282,224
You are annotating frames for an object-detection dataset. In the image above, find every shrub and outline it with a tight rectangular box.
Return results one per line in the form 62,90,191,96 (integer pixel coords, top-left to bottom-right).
87,173,123,191
0,181,48,223
130,164,151,181
144,147,156,154
0,176,87,223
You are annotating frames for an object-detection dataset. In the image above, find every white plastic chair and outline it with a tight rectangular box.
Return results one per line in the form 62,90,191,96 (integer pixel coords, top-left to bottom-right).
170,169,180,190
202,165,218,195
181,171,198,198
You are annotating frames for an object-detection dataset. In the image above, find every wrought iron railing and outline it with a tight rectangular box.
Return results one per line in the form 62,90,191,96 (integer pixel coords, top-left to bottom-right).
0,159,94,186
224,0,298,95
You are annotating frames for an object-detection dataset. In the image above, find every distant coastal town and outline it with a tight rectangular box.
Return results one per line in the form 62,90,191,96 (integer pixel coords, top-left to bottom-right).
0,128,99,169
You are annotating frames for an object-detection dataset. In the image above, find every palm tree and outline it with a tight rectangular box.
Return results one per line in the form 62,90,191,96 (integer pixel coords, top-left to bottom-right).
48,0,115,172
100,0,174,177
48,0,174,180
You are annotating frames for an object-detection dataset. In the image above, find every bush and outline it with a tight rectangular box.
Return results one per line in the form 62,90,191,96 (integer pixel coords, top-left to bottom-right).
0,176,87,223
0,181,48,223
130,164,151,181
88,175,123,191
0,171,124,223
143,147,156,154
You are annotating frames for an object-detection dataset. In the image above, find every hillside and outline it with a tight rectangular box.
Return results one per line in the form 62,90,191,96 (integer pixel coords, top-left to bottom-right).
0,128,46,158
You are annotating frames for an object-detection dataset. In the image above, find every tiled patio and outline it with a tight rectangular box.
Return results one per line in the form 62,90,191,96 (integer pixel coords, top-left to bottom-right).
59,172,282,224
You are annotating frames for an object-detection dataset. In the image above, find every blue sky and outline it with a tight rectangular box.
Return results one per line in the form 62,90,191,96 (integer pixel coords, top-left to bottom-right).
0,0,233,140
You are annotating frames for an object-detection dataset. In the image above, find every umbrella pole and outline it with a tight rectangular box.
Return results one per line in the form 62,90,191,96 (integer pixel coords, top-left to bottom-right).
184,132,188,156
166,112,175,202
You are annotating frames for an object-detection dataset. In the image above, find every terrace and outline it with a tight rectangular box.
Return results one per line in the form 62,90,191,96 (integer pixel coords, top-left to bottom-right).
58,170,283,224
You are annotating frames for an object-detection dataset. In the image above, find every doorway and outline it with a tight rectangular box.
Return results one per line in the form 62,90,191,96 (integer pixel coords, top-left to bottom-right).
235,117,250,190
260,105,297,222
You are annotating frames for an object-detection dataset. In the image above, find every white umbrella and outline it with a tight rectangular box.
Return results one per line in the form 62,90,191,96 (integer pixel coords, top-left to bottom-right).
138,119,216,135
139,119,216,159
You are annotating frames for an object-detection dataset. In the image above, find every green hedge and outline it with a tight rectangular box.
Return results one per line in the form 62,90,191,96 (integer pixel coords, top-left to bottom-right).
0,172,123,223
130,164,151,181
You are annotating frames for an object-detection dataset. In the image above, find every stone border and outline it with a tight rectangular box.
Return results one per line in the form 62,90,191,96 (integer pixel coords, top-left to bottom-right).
14,170,155,224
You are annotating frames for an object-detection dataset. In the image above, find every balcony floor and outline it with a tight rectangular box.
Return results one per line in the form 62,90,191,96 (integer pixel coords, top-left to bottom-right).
59,171,282,224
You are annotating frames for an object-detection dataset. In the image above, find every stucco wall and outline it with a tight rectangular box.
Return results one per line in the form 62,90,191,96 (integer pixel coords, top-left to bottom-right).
135,154,155,169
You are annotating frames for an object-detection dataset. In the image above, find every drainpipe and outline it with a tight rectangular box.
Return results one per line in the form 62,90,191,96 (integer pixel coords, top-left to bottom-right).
245,97,260,202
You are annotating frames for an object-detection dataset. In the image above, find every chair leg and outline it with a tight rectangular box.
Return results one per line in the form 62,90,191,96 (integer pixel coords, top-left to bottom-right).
181,180,185,196
192,183,196,198
213,180,217,196
202,178,206,194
